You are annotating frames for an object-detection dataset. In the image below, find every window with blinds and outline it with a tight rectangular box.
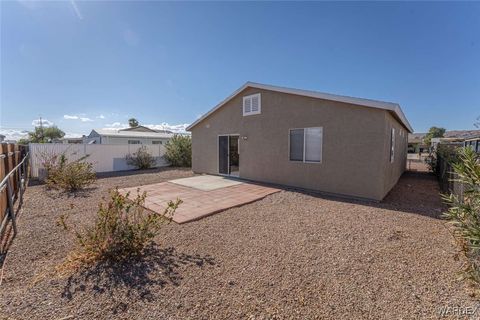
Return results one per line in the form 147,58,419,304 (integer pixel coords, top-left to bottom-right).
243,93,261,116
289,127,323,163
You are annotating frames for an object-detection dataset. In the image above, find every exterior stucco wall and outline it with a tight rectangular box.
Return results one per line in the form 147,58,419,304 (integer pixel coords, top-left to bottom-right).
191,87,406,201
380,112,408,198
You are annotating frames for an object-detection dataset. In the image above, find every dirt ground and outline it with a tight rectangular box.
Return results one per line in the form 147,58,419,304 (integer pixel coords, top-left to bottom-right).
0,166,476,319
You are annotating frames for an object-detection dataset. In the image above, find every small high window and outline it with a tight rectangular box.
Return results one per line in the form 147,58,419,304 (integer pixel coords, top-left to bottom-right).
152,141,163,145
128,140,141,144
243,93,261,116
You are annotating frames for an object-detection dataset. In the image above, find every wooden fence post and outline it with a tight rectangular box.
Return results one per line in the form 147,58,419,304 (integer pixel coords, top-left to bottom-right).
0,154,5,224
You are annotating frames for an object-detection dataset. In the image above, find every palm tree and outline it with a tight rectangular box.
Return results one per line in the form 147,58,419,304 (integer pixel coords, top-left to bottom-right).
128,118,139,128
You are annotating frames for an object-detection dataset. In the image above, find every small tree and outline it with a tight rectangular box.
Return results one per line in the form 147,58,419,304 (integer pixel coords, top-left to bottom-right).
443,147,480,283
26,125,65,143
423,126,446,146
126,146,156,169
128,118,139,128
164,134,192,167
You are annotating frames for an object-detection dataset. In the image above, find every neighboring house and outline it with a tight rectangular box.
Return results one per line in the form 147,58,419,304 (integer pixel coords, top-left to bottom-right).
445,129,480,139
464,135,480,153
407,133,428,154
431,130,480,152
431,137,464,151
187,82,413,201
86,126,173,145
53,137,84,144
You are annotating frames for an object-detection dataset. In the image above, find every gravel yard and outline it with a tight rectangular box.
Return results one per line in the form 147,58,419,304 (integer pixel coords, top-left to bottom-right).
0,167,476,319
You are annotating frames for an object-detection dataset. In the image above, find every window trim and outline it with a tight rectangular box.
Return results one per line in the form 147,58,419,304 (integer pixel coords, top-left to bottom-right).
243,93,261,116
390,128,395,163
288,127,323,164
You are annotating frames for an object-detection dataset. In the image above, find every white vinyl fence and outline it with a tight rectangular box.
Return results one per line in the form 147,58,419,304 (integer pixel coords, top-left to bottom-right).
29,143,168,178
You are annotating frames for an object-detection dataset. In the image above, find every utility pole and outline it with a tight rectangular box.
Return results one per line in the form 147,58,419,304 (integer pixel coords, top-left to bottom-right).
39,115,44,143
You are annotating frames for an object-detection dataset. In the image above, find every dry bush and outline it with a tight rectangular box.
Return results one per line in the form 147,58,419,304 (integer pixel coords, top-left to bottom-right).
59,188,181,272
42,153,96,192
126,146,157,169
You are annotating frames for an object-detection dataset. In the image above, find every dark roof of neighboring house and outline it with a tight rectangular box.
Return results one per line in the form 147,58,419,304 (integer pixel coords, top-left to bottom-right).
408,130,480,144
187,82,413,132
119,126,173,134
90,129,173,139
119,126,157,133
444,130,480,139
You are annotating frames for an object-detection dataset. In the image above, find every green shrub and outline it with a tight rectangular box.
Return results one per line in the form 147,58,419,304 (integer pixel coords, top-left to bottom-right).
126,146,156,169
164,134,191,167
443,147,480,283
62,188,181,270
43,153,96,192
426,144,461,174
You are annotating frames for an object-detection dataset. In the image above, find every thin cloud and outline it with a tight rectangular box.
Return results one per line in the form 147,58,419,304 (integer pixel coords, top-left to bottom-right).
145,123,190,133
0,128,29,141
32,118,53,127
64,114,93,122
97,114,105,119
17,0,83,20
70,0,83,20
104,122,126,129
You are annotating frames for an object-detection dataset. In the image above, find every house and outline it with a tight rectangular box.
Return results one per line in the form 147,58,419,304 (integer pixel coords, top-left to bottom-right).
431,137,464,151
53,137,84,144
187,82,412,201
86,126,173,145
444,129,480,139
407,133,428,154
464,135,480,153
426,130,480,152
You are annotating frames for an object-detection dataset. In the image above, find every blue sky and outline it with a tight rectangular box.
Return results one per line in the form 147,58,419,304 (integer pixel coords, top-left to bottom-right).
1,1,479,139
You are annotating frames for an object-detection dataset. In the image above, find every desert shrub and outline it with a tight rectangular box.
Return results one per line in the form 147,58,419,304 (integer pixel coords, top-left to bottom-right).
164,134,191,167
426,144,461,174
443,147,480,283
43,153,96,192
62,188,181,270
126,146,156,169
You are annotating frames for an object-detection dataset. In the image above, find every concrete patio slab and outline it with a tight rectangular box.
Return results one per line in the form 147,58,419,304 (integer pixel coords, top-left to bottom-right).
119,175,281,223
169,175,242,191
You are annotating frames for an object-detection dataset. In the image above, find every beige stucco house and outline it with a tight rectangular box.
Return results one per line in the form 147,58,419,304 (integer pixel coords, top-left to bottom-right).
187,82,413,201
